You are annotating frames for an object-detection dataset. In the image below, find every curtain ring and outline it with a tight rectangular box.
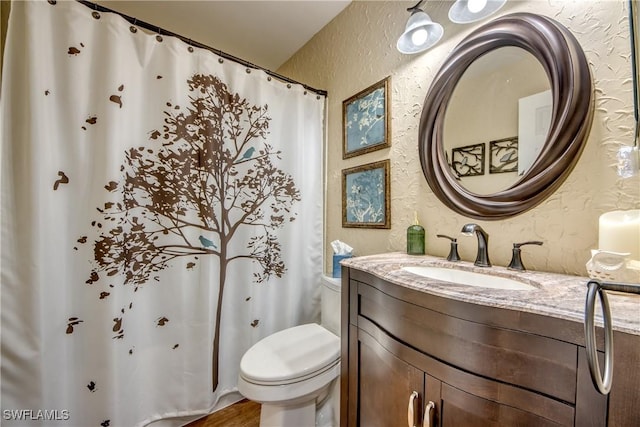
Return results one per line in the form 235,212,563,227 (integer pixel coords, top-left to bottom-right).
47,1,57,5
91,2,100,19
246,68,251,74
287,84,292,89
130,18,138,33
218,58,224,64
187,40,194,53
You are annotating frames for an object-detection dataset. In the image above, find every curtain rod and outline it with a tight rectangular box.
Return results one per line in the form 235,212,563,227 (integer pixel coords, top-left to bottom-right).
75,0,328,97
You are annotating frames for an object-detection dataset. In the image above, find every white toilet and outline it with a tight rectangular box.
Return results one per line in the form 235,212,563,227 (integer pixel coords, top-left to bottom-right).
238,275,341,427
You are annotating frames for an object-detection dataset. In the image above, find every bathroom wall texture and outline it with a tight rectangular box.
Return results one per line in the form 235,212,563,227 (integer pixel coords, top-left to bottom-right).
278,0,640,276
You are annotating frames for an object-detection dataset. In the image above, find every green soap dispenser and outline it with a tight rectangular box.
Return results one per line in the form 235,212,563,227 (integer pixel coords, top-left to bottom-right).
407,212,425,255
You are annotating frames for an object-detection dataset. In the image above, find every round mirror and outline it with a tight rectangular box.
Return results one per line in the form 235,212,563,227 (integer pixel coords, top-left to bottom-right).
444,47,550,194
419,13,593,219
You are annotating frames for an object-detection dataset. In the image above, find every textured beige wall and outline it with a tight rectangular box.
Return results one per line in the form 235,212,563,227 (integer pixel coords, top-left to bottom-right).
279,0,640,276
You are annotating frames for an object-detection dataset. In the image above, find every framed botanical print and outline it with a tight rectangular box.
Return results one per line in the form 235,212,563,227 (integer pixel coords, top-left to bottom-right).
342,160,390,229
342,77,391,159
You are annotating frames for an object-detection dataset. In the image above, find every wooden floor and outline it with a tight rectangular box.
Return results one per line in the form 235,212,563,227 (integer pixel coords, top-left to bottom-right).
186,399,261,427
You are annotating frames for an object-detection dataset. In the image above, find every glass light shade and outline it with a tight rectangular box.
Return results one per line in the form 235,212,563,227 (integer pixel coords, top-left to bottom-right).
411,28,429,46
448,0,507,24
397,11,444,54
468,0,487,13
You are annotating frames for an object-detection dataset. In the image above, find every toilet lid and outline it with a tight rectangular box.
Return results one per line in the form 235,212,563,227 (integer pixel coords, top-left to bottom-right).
240,323,340,384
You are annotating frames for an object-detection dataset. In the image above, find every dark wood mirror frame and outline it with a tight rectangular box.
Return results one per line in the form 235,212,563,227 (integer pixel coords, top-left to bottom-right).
419,13,594,220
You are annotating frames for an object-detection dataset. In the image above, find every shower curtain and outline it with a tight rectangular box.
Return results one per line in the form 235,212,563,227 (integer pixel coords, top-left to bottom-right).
1,1,324,426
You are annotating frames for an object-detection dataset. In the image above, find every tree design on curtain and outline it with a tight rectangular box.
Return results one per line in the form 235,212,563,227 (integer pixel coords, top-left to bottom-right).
75,74,300,391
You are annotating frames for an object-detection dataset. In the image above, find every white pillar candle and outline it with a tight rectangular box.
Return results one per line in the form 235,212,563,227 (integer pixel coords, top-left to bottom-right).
598,209,640,260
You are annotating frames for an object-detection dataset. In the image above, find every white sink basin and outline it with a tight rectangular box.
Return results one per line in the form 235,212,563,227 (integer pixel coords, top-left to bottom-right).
402,266,537,291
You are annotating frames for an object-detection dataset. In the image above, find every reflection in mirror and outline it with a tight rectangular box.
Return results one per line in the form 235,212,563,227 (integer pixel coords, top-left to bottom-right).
444,47,550,194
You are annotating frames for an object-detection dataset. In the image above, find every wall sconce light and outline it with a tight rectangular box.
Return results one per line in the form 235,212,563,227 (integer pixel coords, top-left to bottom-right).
449,0,507,24
397,1,444,54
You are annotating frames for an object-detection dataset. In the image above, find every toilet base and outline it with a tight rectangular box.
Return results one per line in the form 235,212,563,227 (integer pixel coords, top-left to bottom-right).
316,378,339,427
260,399,315,427
255,380,337,427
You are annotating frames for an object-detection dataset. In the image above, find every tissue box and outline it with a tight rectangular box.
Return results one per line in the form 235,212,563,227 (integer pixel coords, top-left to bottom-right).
332,254,352,278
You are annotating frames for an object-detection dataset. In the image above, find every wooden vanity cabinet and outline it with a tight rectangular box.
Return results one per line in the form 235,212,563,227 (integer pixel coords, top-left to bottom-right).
341,268,639,427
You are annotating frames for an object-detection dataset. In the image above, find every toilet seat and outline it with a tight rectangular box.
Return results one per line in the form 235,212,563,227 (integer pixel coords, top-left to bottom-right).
240,323,340,386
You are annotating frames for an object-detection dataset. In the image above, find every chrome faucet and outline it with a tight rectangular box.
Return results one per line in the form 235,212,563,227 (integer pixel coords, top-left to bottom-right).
461,223,491,267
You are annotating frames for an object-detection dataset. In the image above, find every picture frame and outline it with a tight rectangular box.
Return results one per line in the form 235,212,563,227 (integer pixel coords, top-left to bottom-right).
342,159,390,229
451,143,485,177
489,136,519,174
342,77,391,159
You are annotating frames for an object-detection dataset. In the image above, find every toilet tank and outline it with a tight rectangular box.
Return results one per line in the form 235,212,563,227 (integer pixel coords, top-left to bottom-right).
320,275,341,336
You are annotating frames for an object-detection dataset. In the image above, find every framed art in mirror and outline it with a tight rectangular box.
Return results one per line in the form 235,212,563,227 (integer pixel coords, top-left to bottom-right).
342,160,390,229
489,137,518,174
451,143,485,177
343,77,391,159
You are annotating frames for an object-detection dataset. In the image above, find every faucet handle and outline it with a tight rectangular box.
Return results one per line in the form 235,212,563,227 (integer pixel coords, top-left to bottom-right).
508,241,543,271
513,241,544,249
436,234,461,262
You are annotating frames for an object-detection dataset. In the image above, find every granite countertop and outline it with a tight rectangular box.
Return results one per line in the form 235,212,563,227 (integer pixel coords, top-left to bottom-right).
341,252,640,335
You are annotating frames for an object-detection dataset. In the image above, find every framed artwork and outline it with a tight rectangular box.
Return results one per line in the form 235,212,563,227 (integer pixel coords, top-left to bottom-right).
451,143,485,177
489,136,519,174
342,160,390,229
342,77,391,159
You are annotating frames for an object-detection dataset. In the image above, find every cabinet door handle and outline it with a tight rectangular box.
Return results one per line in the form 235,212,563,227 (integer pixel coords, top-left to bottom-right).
584,280,614,394
422,401,435,427
407,391,419,427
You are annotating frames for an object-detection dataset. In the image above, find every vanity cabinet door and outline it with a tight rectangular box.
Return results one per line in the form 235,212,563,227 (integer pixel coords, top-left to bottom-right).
353,321,574,427
429,376,571,427
423,354,574,427
356,327,424,427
